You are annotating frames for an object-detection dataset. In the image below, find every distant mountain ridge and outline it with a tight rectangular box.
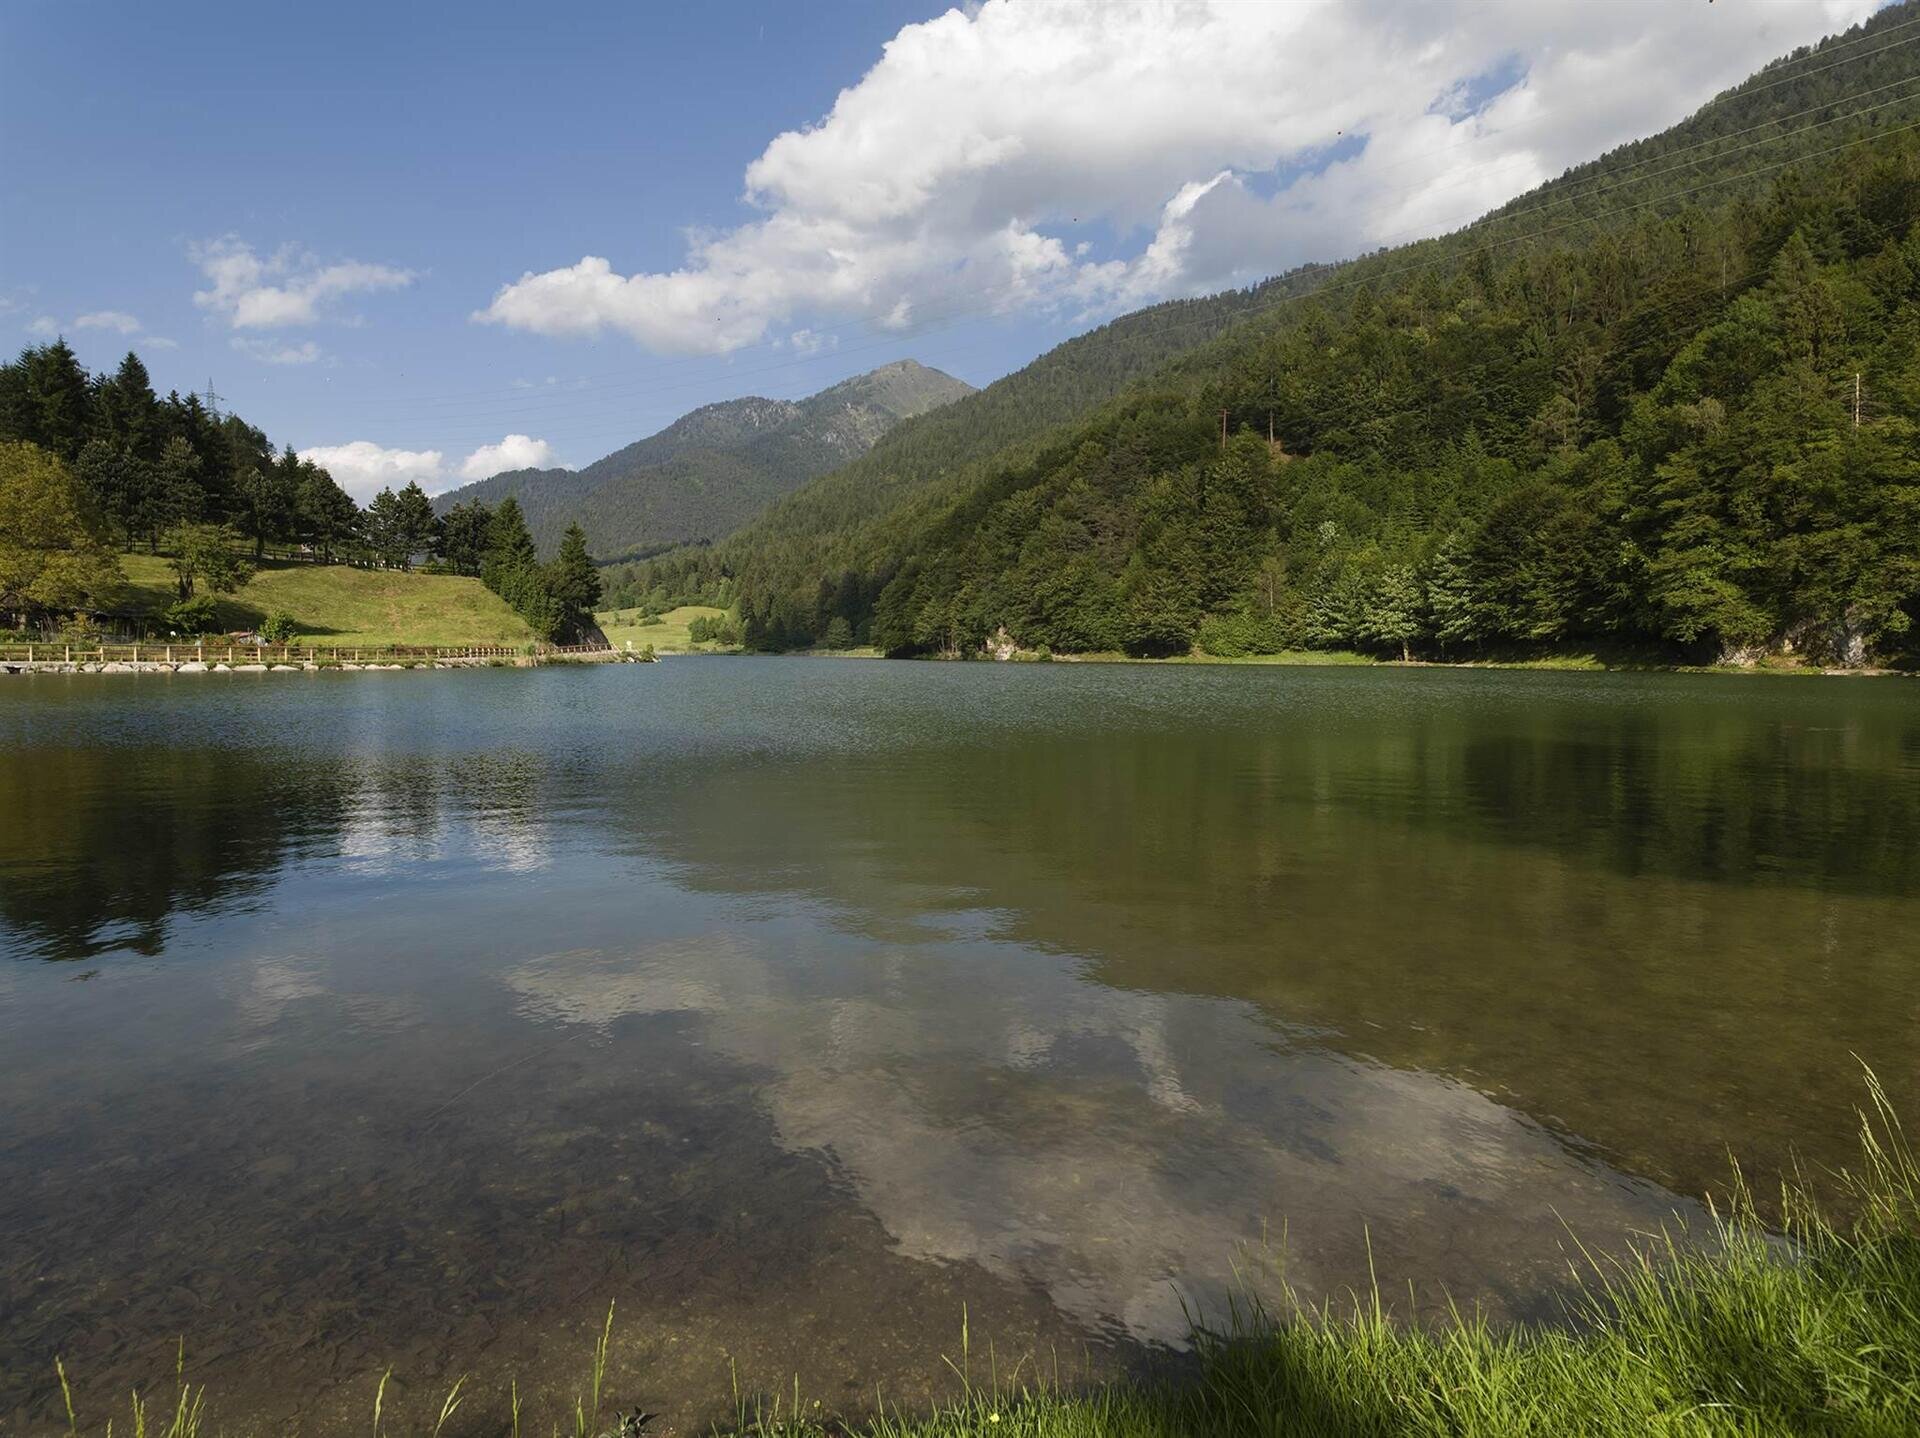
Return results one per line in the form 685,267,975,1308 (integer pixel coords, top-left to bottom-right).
433,359,974,558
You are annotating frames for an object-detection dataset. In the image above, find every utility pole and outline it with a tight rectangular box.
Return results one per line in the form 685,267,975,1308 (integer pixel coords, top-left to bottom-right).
1854,373,1862,431
202,379,225,420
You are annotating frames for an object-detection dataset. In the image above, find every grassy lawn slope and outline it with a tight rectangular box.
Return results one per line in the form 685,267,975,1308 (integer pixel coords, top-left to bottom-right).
597,604,733,653
117,554,535,647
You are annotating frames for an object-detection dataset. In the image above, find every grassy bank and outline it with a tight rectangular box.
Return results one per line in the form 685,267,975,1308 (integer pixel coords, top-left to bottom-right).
775,1080,1920,1437
45,1075,1920,1437
597,605,734,654
1006,647,1909,675
116,555,535,648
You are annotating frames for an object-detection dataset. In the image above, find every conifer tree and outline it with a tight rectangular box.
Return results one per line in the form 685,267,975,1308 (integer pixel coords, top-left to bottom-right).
547,522,603,637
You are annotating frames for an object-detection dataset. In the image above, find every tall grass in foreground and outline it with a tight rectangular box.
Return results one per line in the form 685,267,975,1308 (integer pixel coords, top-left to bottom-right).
48,1074,1920,1436
740,1074,1920,1438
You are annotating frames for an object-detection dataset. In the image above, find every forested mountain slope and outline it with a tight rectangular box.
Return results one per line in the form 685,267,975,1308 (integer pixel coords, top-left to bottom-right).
602,259,1343,611
432,360,971,559
626,1,1920,665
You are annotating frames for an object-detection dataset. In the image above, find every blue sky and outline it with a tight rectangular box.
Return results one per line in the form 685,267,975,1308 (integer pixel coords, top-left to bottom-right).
0,0,1888,499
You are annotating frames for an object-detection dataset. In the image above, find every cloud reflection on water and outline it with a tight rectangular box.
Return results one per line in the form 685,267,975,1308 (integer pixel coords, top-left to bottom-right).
506,930,1695,1344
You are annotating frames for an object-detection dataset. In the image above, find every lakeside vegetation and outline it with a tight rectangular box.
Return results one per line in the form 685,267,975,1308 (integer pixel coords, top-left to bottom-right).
622,5,1920,670
810,1081,1920,1438
0,352,603,643
41,1074,1920,1437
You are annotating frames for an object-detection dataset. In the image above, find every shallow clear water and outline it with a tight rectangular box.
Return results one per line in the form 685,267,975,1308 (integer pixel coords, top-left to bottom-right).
2,661,1916,1433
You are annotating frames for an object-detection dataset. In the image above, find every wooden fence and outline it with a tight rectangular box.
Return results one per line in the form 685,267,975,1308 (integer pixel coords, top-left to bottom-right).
1,642,537,664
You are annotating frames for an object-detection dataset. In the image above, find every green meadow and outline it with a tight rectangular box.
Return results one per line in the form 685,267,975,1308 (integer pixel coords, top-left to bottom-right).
113,554,536,648
596,605,735,654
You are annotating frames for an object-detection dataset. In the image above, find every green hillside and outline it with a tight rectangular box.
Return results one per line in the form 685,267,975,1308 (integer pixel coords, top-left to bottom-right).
114,554,536,647
626,2,1920,667
433,360,973,560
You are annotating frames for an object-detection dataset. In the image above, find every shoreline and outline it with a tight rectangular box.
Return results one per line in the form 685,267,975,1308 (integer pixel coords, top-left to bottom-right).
8,644,1911,678
0,649,649,676
1047,650,1915,677
693,646,1916,677
0,657,515,675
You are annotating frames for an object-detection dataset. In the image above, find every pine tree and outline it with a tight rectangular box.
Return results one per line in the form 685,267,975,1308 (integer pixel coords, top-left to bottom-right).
1422,533,1477,652
1362,564,1422,661
391,481,437,570
73,439,144,546
547,522,603,638
296,462,359,564
485,495,538,574
436,499,493,576
2,341,94,460
154,436,206,531
93,352,162,462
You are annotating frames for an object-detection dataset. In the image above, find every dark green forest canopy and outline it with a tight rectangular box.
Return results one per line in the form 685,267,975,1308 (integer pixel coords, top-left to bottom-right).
622,2,1920,665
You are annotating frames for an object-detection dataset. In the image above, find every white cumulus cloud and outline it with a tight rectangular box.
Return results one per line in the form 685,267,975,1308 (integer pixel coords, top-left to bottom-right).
24,309,176,349
477,0,1880,355
459,434,559,480
297,441,445,504
75,310,143,334
193,238,413,329
232,337,322,366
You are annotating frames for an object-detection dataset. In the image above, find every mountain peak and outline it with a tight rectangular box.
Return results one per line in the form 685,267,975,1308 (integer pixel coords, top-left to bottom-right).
431,360,974,559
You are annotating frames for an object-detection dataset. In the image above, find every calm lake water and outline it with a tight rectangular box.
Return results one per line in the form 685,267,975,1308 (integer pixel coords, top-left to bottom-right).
2,661,1916,1434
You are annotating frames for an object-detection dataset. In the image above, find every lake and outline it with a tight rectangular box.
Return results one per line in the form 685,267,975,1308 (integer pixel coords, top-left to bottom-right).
2,661,1916,1434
